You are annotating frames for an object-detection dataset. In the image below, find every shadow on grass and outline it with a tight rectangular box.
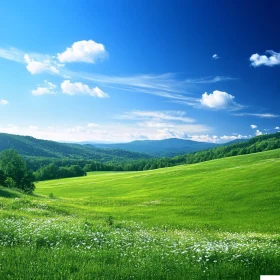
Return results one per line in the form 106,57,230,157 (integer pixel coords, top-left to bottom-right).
0,188,21,198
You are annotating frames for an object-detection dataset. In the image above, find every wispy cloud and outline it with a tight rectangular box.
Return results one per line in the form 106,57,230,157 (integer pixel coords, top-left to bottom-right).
0,44,237,107
69,72,237,106
116,110,195,123
233,113,279,118
250,50,280,67
0,47,25,63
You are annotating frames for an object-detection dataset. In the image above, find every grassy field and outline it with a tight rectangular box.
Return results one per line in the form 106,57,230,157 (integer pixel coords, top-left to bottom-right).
0,149,280,279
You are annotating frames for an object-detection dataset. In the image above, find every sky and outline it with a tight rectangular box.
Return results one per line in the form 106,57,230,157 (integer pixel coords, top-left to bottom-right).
0,0,279,143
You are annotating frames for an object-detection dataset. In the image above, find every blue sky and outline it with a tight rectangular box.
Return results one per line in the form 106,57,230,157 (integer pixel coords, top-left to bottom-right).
0,0,279,143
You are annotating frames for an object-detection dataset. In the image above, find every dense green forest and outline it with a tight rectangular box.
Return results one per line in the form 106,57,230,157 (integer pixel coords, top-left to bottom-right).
0,133,151,162
1,133,279,182
27,132,280,180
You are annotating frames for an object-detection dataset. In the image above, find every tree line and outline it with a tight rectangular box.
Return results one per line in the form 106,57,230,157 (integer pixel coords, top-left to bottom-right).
1,133,280,186
29,132,280,180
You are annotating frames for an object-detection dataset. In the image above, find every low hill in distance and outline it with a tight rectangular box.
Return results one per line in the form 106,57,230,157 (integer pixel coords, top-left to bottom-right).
91,138,219,157
0,133,151,162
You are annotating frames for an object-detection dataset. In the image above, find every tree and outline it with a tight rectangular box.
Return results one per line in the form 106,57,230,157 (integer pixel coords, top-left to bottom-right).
0,170,6,187
0,149,35,193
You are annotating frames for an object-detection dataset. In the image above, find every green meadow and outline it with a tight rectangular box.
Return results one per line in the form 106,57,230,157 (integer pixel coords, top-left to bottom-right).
1,149,280,279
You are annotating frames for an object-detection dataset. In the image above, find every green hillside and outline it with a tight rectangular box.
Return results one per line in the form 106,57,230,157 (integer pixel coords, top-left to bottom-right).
0,133,151,162
35,148,280,232
0,149,279,279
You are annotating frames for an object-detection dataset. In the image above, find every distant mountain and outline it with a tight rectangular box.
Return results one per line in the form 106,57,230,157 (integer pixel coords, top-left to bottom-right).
0,133,151,162
93,138,218,157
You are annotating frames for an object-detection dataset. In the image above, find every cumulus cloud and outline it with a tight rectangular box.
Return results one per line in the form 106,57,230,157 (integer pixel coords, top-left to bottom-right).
200,90,239,109
24,54,59,74
0,99,8,105
250,124,257,129
57,40,107,63
212,54,219,60
275,126,280,130
256,130,263,136
61,80,109,98
32,80,56,96
250,50,280,67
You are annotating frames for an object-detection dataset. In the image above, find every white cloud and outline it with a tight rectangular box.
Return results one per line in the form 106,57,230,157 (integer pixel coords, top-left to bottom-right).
70,71,237,95
0,124,19,134
29,125,38,130
250,124,257,129
250,50,280,67
57,40,107,63
61,80,109,98
256,130,263,136
0,99,8,105
157,128,188,139
0,121,210,142
116,111,210,139
200,90,240,109
0,47,25,63
212,54,219,60
87,123,99,128
32,80,56,96
275,126,280,130
117,111,195,123
0,45,238,106
234,113,278,118
188,134,249,143
24,54,59,74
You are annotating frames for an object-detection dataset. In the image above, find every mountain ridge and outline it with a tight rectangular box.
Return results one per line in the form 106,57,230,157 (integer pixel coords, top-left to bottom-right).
90,137,220,157
0,133,151,162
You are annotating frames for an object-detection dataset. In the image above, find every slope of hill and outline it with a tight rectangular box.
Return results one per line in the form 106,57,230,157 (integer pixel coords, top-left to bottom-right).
36,148,280,232
0,133,151,162
93,138,218,157
1,149,279,279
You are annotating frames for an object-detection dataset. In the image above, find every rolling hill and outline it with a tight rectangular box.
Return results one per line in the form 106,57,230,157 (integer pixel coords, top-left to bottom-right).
0,133,151,162
92,138,218,157
35,148,280,232
1,148,279,279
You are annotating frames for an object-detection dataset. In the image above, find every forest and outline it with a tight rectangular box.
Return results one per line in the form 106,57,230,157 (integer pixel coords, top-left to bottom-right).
27,132,280,181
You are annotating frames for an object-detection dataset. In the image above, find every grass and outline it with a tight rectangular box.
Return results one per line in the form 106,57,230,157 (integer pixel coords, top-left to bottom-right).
0,149,280,279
